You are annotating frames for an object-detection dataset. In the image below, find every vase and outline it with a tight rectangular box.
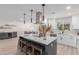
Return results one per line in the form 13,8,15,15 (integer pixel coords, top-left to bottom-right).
43,32,46,40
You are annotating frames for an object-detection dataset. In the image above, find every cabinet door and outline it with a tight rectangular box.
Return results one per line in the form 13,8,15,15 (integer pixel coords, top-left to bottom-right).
12,32,17,38
0,33,8,39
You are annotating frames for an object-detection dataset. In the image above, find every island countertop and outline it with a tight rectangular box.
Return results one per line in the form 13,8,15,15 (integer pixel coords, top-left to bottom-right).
20,35,57,45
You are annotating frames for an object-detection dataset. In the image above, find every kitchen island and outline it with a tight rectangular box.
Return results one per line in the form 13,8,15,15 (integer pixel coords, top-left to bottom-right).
18,35,57,55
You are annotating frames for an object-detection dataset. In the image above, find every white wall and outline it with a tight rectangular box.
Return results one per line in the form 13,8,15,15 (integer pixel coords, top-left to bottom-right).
56,16,72,24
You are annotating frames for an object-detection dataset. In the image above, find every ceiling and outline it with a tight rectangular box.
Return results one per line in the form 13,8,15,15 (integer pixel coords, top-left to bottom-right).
0,4,79,24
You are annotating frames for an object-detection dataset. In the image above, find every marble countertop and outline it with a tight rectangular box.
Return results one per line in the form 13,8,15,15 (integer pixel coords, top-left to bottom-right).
20,35,57,45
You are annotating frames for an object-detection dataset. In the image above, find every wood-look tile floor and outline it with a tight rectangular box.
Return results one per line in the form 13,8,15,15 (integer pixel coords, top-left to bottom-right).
0,37,25,55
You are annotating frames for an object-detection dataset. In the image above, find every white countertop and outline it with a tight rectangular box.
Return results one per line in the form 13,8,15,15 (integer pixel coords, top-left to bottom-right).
20,35,57,45
0,29,17,32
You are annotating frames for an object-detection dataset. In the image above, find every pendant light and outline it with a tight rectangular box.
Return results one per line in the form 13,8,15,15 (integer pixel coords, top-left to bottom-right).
42,4,45,21
23,13,26,24
30,9,33,23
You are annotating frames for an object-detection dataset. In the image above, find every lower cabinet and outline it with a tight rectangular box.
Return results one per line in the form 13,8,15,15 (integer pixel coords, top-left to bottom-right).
0,32,17,39
18,38,45,55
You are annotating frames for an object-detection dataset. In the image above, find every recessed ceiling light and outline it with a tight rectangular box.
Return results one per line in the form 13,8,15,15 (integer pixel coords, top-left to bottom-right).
66,6,71,10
